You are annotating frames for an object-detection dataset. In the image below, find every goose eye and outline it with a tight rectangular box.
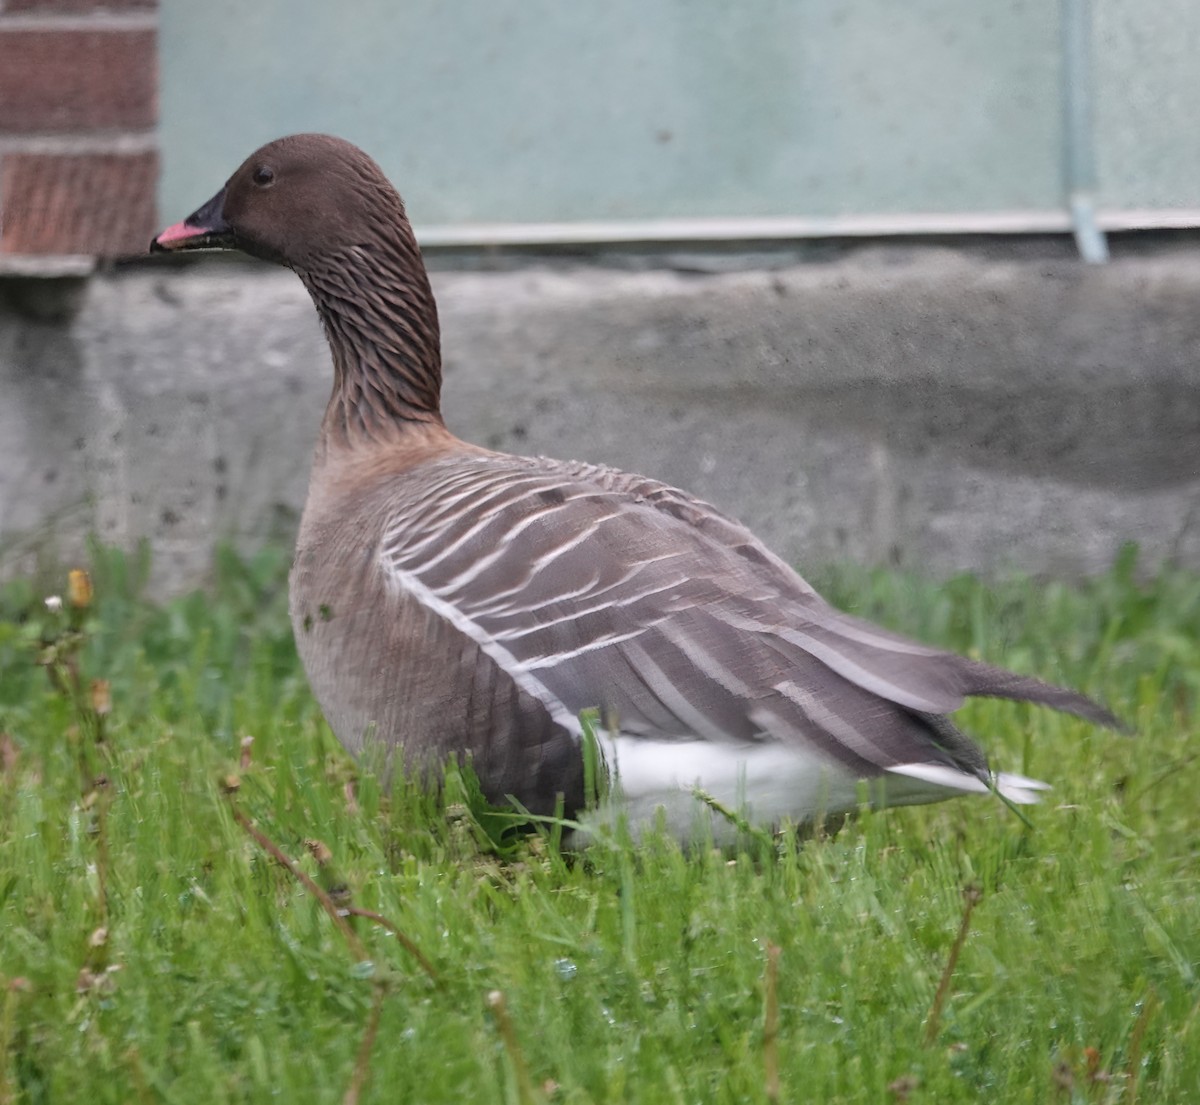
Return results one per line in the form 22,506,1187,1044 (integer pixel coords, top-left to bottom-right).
252,166,275,188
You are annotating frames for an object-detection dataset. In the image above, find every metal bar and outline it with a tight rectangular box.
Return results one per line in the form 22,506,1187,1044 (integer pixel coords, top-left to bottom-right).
413,208,1200,250
1061,0,1110,263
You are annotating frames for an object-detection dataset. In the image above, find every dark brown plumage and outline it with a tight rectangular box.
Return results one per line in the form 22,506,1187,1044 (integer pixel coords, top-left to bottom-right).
152,134,1122,840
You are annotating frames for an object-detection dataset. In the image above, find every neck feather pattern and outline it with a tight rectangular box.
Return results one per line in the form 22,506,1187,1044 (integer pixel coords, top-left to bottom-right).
302,231,443,446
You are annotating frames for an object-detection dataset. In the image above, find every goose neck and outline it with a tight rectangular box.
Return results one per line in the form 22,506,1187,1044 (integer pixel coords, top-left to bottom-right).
301,239,444,445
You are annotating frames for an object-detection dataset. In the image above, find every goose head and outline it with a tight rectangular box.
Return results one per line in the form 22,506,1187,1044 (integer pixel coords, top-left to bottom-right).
150,133,410,273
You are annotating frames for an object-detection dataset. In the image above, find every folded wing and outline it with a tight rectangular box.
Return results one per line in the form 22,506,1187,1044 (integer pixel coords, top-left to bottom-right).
379,453,1119,797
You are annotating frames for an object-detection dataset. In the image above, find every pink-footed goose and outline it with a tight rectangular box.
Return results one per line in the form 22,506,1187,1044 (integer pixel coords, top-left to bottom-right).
152,134,1120,839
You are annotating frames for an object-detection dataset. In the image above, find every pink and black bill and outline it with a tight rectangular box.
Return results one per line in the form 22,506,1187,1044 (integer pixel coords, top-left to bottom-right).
150,189,232,253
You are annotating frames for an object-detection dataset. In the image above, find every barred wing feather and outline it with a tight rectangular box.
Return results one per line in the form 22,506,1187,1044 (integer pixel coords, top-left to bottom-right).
379,453,1116,811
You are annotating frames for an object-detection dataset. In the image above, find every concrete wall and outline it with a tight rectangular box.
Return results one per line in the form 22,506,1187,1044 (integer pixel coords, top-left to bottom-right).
2,241,1199,594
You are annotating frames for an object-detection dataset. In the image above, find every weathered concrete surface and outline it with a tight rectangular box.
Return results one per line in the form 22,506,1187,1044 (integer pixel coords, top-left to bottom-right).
2,243,1199,594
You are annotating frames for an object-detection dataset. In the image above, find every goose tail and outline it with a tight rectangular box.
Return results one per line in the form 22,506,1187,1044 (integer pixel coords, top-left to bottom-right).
955,657,1128,732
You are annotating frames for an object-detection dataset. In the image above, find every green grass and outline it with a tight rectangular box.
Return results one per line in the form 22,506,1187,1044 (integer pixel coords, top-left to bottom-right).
0,543,1196,1103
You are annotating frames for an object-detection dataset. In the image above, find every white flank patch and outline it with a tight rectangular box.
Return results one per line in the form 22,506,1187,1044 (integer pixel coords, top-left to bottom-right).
578,738,1054,843
582,735,866,843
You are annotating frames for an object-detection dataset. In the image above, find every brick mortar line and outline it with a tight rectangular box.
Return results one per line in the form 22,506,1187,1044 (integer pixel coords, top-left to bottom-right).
0,256,98,276
0,133,158,154
0,12,157,31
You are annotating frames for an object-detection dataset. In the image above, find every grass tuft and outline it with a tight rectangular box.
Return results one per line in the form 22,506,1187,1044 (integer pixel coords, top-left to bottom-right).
0,542,1196,1102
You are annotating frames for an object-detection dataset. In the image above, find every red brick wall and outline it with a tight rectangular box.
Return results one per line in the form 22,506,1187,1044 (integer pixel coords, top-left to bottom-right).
0,0,157,267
